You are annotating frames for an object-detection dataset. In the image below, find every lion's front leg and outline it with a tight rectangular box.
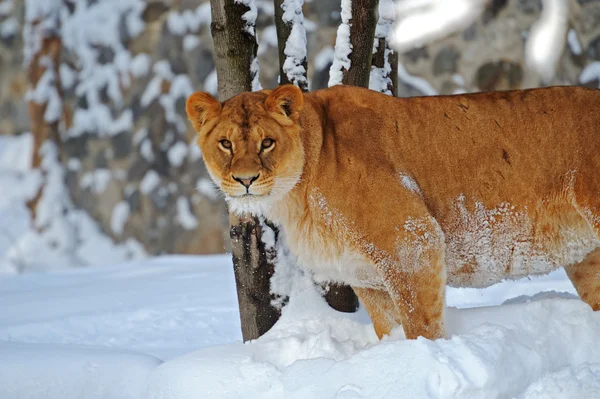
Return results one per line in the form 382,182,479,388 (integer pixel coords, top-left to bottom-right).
376,216,447,340
353,287,402,339
382,259,446,340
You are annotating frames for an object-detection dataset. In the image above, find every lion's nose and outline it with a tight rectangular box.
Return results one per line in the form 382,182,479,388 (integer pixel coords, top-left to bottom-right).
232,174,259,188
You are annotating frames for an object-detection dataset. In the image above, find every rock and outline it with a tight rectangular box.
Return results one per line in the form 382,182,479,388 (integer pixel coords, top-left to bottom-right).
463,24,477,41
96,45,115,64
403,47,429,64
143,1,170,23
586,35,600,60
125,188,141,213
64,134,90,158
127,158,150,181
433,46,460,75
518,0,542,14
111,131,133,159
310,0,342,27
95,151,109,169
185,43,215,85
483,0,509,24
311,61,331,91
475,61,523,91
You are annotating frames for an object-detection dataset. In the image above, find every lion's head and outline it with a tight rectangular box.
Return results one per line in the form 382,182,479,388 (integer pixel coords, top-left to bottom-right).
186,85,305,215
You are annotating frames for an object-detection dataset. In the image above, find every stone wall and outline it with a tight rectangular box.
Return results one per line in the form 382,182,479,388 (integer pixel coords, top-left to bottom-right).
396,0,600,96
1,0,599,256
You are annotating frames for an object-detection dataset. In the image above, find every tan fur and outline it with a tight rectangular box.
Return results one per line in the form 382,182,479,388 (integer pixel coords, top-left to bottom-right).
186,85,600,340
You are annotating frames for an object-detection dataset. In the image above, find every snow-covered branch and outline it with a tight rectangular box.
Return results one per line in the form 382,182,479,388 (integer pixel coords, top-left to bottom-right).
276,0,308,91
391,0,486,52
328,0,352,87
370,0,397,95
525,0,569,83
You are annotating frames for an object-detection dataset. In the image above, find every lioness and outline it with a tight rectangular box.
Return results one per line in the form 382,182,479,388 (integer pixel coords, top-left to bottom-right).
186,85,600,340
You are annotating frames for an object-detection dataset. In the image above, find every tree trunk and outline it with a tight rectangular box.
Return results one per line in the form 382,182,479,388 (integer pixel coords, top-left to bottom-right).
210,0,260,100
229,215,280,339
210,0,280,342
343,0,379,88
25,13,63,221
371,38,398,95
274,0,359,313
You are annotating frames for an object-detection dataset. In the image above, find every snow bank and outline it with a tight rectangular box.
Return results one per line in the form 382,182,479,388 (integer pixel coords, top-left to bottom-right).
1,253,599,398
148,295,600,399
0,255,240,359
0,342,161,399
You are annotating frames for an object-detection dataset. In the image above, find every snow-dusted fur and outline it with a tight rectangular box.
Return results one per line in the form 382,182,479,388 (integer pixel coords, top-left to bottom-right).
186,85,600,340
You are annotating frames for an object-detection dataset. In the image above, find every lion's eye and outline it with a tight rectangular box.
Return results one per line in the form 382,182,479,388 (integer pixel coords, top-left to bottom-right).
219,139,232,150
261,138,274,149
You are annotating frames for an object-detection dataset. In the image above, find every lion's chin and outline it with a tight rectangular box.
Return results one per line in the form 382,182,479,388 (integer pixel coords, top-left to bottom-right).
225,194,274,216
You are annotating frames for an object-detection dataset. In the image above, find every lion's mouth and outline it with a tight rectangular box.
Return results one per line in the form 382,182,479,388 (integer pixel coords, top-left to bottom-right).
229,193,266,198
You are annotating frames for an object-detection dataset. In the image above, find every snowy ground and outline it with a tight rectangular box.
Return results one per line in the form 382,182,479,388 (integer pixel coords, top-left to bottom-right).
1,254,599,399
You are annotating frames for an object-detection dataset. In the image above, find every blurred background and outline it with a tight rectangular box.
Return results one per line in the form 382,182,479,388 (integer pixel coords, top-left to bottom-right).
0,0,598,274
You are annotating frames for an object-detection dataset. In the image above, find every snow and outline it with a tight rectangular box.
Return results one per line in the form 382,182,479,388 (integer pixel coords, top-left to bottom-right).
141,61,194,133
0,0,13,17
167,141,188,167
175,196,199,230
141,76,164,107
148,295,600,399
235,0,259,36
183,34,201,51
59,63,77,90
0,343,161,399
196,178,219,200
525,0,569,83
0,134,145,275
398,62,438,96
140,170,160,194
370,0,396,95
251,56,263,91
111,201,130,236
579,62,600,87
280,0,308,89
314,46,335,71
108,109,133,135
258,25,278,56
567,28,582,56
0,16,17,38
57,0,147,137
392,0,486,52
399,172,422,197
80,169,112,194
26,56,63,124
166,4,211,36
1,251,599,398
23,0,61,66
129,53,152,78
328,0,353,87
204,69,219,96
140,138,154,161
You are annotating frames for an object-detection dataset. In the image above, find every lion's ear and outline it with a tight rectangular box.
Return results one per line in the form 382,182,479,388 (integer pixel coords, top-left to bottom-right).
186,92,222,133
265,85,304,126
